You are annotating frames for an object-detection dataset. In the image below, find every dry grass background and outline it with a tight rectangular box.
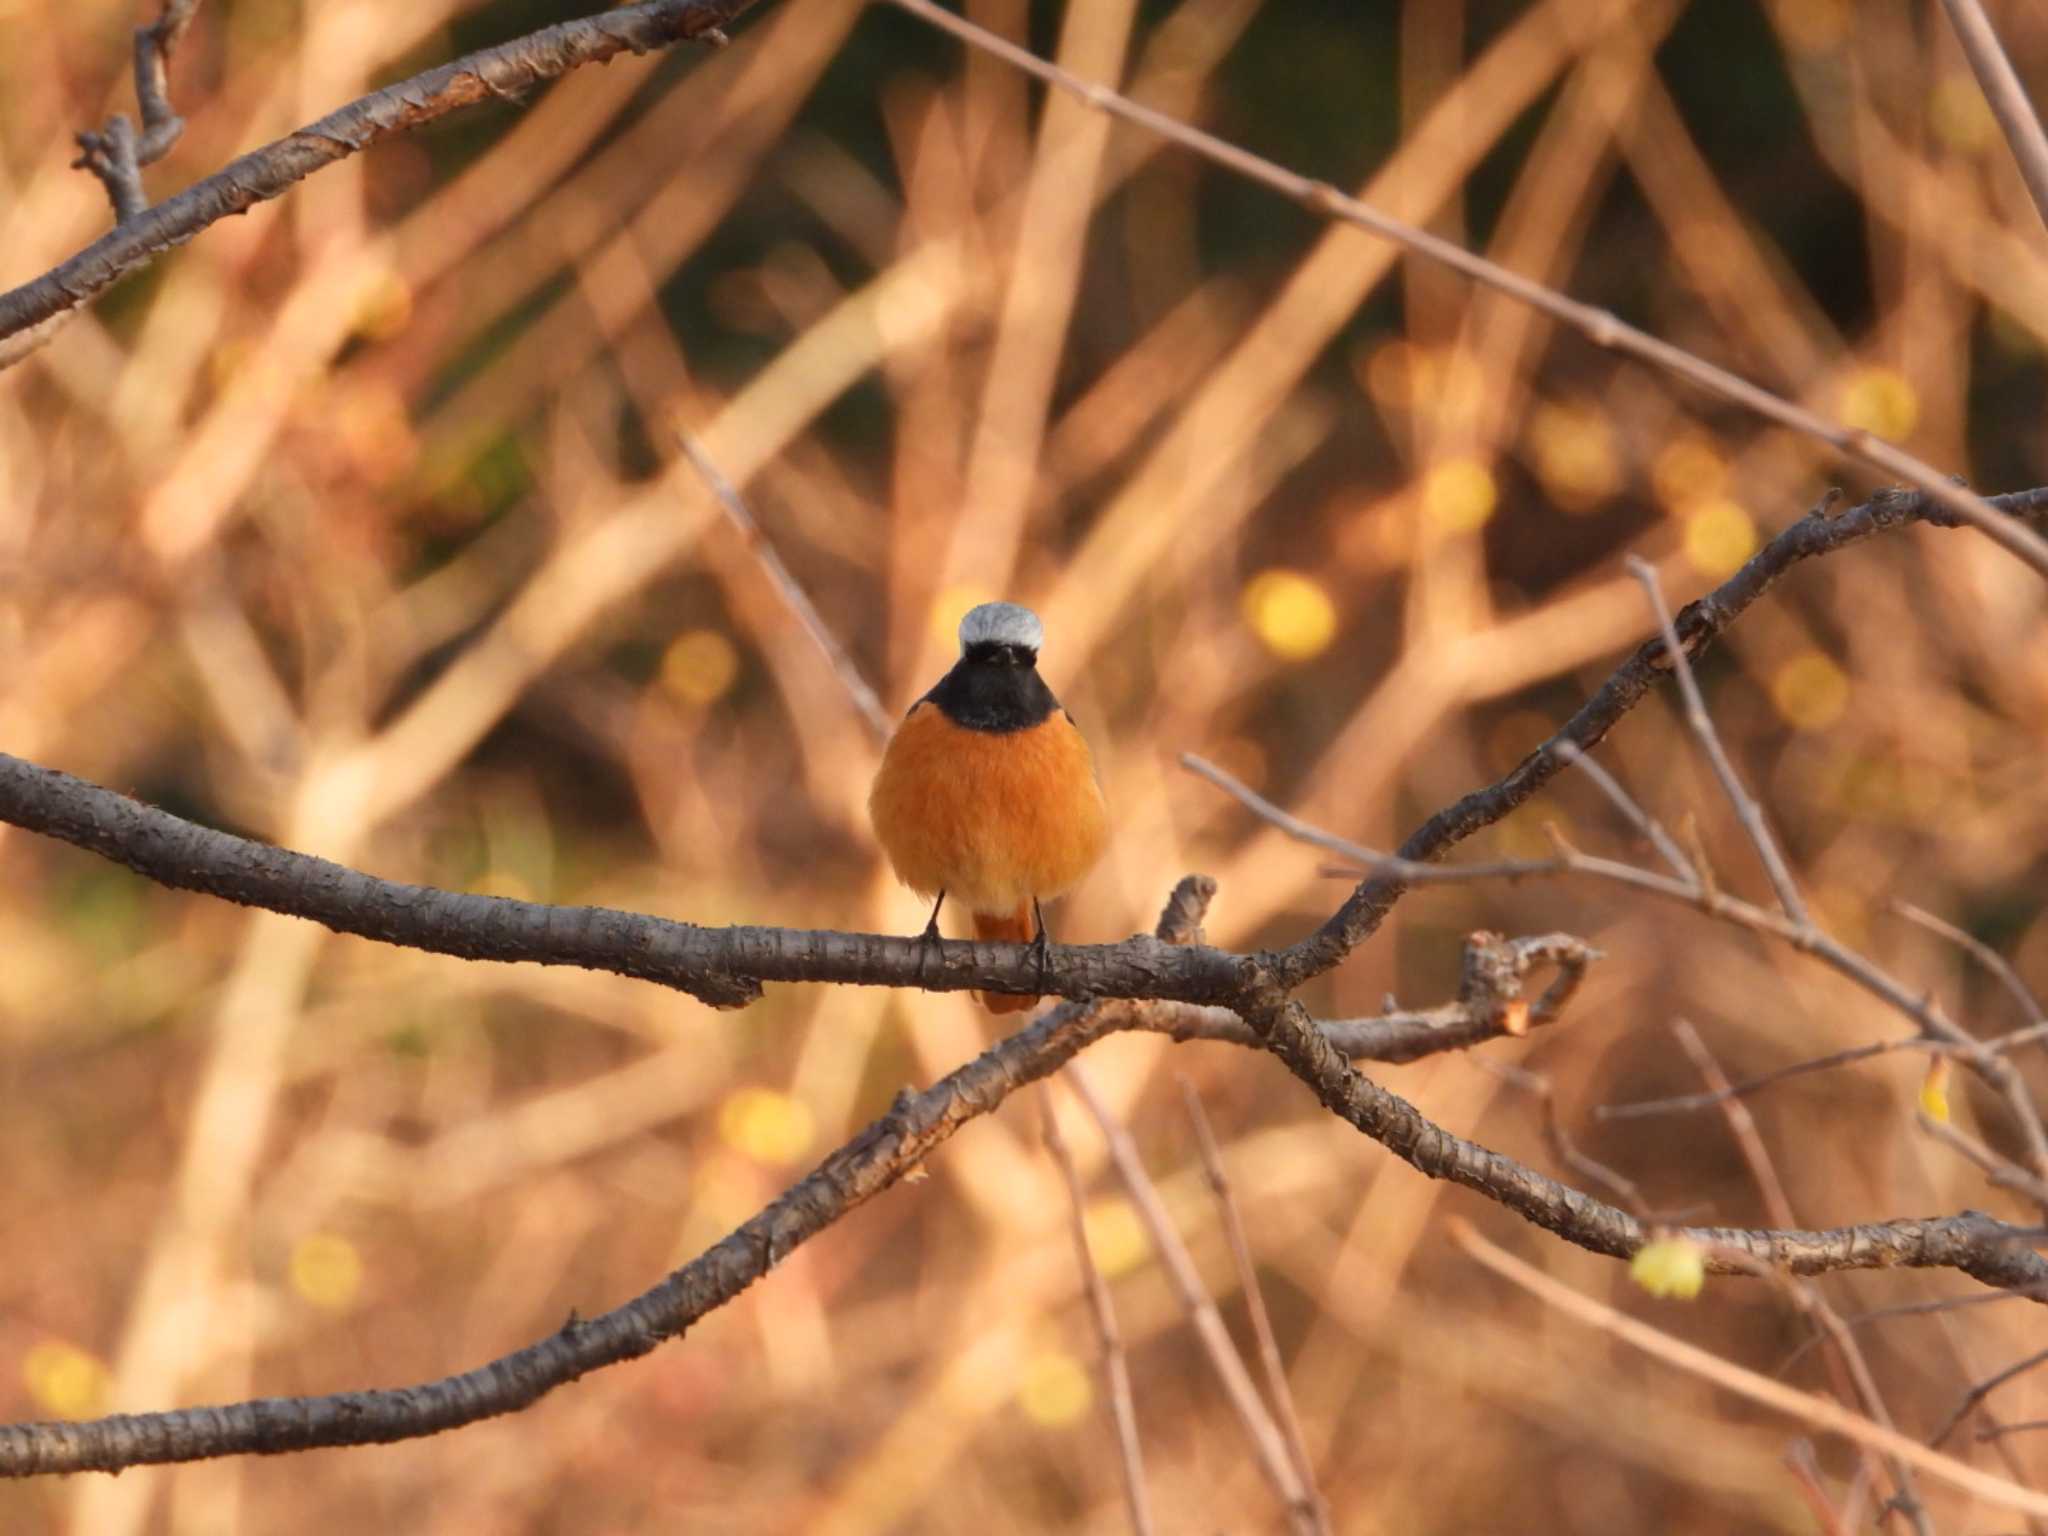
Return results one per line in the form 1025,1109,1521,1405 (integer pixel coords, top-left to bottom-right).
3,0,2048,1529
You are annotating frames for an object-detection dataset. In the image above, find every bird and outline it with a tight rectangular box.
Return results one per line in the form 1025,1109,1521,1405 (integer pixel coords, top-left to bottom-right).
869,601,1107,1013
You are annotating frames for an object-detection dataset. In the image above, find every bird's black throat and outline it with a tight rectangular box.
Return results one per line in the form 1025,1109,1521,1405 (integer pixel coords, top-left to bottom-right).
923,642,1059,733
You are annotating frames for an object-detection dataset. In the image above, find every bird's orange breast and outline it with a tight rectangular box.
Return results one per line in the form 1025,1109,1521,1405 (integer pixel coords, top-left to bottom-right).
869,702,1107,916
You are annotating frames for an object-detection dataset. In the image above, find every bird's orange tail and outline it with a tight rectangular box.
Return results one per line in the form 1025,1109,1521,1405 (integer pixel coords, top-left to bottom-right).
973,903,1039,1014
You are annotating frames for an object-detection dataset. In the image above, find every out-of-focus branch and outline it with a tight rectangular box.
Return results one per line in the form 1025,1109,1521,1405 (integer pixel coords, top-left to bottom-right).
0,0,762,356
676,427,894,743
1452,1219,2048,1518
1180,1084,1329,1536
1041,1094,1156,1536
886,0,2048,582
1934,0,2048,232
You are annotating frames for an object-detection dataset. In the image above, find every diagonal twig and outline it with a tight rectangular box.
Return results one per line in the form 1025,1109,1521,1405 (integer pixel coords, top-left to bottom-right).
1452,1218,2048,1518
1178,1083,1331,1536
1933,0,2048,232
1062,1062,1315,1529
1672,1020,1931,1536
1626,556,1809,925
1042,1093,1156,1536
676,427,894,744
1893,900,2048,1030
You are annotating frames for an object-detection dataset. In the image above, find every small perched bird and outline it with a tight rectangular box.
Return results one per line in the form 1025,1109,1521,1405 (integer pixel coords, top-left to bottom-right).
869,602,1108,1013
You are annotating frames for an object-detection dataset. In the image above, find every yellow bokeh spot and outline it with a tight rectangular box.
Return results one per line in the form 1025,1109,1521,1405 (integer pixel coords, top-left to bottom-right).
1651,434,1727,511
1777,0,1850,52
1016,1350,1092,1427
661,629,741,707
1082,1197,1149,1279
1525,401,1622,510
718,1087,815,1166
1920,1057,1953,1124
1929,74,1998,155
22,1340,110,1419
1682,498,1757,577
1241,569,1339,662
353,271,414,343
1630,1237,1706,1300
1771,652,1850,731
1422,458,1498,533
1495,805,1571,861
928,585,999,650
1838,368,1919,441
291,1232,365,1312
474,868,535,901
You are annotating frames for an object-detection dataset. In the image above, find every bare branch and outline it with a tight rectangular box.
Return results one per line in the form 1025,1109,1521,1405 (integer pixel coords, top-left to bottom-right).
1042,1093,1156,1536
886,0,2048,581
1893,900,2048,1030
1452,1219,2048,1519
676,427,894,744
0,0,763,352
1931,1345,2048,1451
1063,1067,1312,1521
1673,1020,1932,1535
0,980,1135,1476
1934,0,2048,232
1265,483,2048,992
1552,739,1695,885
1626,557,1808,924
1180,1084,1330,1536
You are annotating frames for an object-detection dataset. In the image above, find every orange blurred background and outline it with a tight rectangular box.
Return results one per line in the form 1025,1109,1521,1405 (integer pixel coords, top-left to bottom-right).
4,0,2048,1529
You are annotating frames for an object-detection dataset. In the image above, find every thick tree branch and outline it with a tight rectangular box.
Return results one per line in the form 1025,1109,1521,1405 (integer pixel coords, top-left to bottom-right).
0,752,1263,1009
3,881,2040,1478
0,0,763,354
0,987,1132,1476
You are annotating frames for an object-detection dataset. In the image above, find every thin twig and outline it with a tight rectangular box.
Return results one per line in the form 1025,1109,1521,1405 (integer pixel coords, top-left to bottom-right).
1553,739,1695,884
1193,738,2036,1160
1626,557,1809,924
1783,1440,1853,1536
1934,0,2048,232
885,0,2048,582
1063,1064,1314,1528
1919,1112,2048,1211
675,427,894,744
1450,1218,2048,1517
1929,1345,2048,1451
1776,1284,2048,1377
1041,1093,1156,1536
1894,900,2048,1030
1178,1083,1330,1536
1193,708,2048,1196
1982,1419,2048,1442
1600,1038,1968,1121
1672,1020,1932,1536
1476,1058,1666,1221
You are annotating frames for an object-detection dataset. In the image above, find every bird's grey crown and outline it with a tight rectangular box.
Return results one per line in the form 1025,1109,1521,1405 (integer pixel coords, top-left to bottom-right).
958,602,1044,654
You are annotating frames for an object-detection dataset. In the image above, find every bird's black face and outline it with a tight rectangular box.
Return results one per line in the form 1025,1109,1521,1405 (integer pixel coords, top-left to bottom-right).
926,642,1058,732
963,640,1038,670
